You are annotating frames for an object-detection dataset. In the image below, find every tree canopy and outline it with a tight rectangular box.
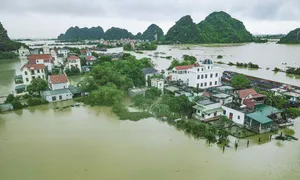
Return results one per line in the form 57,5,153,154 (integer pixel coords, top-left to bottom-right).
0,22,23,56
57,26,104,40
103,27,134,40
140,24,164,41
231,74,251,90
278,28,300,44
27,78,48,96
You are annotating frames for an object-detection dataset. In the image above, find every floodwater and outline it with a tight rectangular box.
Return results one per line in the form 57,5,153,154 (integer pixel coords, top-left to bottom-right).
0,101,300,180
1,43,300,179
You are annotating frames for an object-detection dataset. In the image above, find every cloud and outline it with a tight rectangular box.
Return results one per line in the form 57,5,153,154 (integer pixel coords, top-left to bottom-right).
1,0,300,38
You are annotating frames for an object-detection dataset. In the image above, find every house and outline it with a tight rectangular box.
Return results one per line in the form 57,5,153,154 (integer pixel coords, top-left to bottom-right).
20,64,47,85
50,49,58,62
80,49,92,57
85,56,97,66
142,67,159,86
151,78,164,93
41,74,72,102
170,59,223,89
18,46,30,58
57,48,69,58
211,93,233,105
234,89,266,109
42,46,50,54
66,56,82,72
244,104,283,134
27,54,54,72
222,103,252,125
48,74,69,90
193,99,223,122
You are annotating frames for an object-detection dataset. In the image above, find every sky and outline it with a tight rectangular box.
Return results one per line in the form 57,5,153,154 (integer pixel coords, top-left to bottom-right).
1,0,300,39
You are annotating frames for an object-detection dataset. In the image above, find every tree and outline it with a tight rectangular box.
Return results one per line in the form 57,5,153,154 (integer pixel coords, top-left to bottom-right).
231,74,250,89
65,66,80,76
77,77,99,93
217,129,229,142
151,103,171,117
285,108,300,119
219,115,232,127
27,78,48,96
145,87,162,100
132,94,152,110
86,83,124,106
4,94,24,110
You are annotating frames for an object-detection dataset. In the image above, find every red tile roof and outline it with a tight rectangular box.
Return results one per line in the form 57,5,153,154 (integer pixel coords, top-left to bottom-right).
237,89,265,99
21,64,45,70
174,65,194,71
67,55,80,61
49,74,68,84
80,50,86,54
85,56,96,61
27,54,53,64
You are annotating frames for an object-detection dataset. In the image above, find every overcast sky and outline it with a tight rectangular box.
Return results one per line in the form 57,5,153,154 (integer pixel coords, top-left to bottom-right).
1,0,300,39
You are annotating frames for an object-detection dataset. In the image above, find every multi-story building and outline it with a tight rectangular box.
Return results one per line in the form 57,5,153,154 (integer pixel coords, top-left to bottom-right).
170,59,223,89
85,56,97,66
66,55,82,72
27,54,54,72
57,48,70,58
18,46,30,58
20,64,46,85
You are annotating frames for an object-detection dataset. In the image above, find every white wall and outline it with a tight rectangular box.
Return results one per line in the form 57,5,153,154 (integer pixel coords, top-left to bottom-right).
222,106,245,125
151,79,164,92
67,60,82,72
22,68,46,85
45,92,73,102
51,82,69,90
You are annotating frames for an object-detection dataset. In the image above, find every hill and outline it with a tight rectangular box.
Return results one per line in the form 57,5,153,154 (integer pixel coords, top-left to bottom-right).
140,24,164,41
278,28,300,44
57,26,104,40
165,15,201,43
197,11,253,43
103,27,134,40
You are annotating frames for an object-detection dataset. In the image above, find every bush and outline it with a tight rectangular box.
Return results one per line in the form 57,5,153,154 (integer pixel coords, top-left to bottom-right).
27,97,48,106
145,87,162,100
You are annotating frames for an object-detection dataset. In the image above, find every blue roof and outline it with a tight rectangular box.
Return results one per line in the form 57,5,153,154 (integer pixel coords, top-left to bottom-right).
246,112,273,124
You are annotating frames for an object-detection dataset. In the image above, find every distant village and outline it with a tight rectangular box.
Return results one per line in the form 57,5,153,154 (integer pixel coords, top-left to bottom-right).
1,39,300,139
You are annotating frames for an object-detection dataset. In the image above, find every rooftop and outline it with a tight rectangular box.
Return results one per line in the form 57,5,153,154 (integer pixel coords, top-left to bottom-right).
212,93,231,99
27,54,51,61
237,89,265,99
246,112,273,124
85,56,97,61
67,55,80,61
174,65,194,71
49,74,68,84
142,67,158,74
253,104,282,116
21,64,45,70
216,86,234,91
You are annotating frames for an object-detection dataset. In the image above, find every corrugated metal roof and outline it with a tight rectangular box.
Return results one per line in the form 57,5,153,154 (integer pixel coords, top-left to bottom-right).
246,112,273,124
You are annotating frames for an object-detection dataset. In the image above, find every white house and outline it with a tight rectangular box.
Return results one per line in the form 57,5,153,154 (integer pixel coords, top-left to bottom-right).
27,54,54,72
222,104,247,125
57,48,69,58
151,78,164,93
85,56,97,66
41,74,73,102
20,64,47,85
66,55,82,72
48,74,69,90
43,46,50,54
193,99,223,122
50,49,58,62
142,67,159,86
18,46,30,58
170,59,223,89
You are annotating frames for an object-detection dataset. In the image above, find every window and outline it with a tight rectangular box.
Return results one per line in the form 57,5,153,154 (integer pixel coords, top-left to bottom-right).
210,73,213,78
215,73,218,77
208,66,210,69
202,114,205,118
238,116,240,120
202,68,204,71
197,83,199,88
197,68,200,72
26,78,29,82
205,74,207,78
52,96,57,101
208,114,211,116
215,81,218,85
214,112,217,116
38,76,41,78
198,110,200,113
25,71,28,75
32,76,35,79
223,110,226,115
229,113,233,120
42,75,45,79
31,70,35,75
210,82,212,86
201,83,203,87
201,75,204,79
37,69,40,73
204,82,207,86
59,95,62,100
41,69,44,73
197,75,200,79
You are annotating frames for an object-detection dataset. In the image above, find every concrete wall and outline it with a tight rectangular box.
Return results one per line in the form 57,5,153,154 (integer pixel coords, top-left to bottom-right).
45,92,73,102
22,69,46,85
222,106,245,125
51,82,69,90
